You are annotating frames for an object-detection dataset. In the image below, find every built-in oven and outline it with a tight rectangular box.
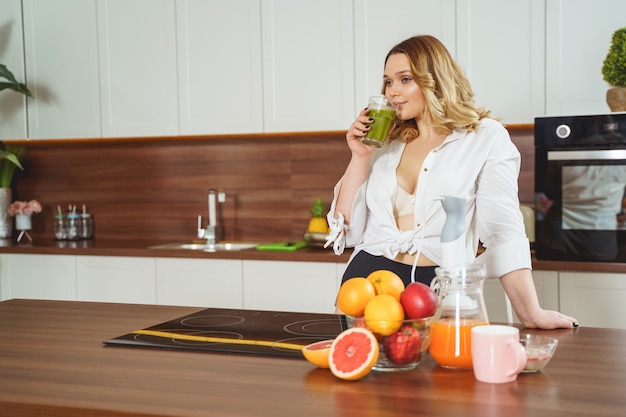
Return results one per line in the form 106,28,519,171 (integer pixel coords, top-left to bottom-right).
534,113,626,262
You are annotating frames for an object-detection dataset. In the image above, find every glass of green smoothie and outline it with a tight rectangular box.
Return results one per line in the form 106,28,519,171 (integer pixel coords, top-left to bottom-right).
362,96,396,148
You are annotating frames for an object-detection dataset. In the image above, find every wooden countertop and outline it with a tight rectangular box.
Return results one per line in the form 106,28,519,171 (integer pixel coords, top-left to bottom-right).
0,238,352,263
1,299,625,417
2,238,626,273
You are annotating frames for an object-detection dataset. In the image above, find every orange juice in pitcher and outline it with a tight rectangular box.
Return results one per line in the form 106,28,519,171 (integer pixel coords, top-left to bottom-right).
429,264,489,369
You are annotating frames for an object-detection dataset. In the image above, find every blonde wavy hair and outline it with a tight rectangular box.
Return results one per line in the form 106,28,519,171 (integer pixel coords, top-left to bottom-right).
383,35,493,143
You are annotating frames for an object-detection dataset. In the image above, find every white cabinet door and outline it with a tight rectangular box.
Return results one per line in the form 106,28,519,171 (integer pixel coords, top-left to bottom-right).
261,0,354,132
156,258,243,308
76,256,156,304
546,0,626,115
483,270,559,324
0,0,28,140
97,0,178,137
0,254,76,301
176,0,263,135
457,0,545,124
354,0,456,114
243,260,339,314
22,0,101,139
560,271,626,329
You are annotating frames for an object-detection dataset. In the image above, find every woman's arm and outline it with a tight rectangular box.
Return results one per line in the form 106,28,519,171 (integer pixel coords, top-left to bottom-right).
334,108,377,222
500,268,579,329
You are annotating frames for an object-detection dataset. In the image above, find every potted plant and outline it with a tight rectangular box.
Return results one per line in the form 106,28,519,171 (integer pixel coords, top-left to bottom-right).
602,27,626,112
0,64,32,239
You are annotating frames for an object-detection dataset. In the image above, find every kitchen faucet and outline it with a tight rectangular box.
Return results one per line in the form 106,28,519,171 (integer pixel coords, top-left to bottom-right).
197,189,225,244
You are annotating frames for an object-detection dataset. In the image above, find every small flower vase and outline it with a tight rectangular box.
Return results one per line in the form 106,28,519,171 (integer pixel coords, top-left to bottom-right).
15,214,32,243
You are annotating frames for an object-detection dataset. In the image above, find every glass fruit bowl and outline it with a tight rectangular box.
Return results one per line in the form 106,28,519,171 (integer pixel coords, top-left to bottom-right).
345,315,432,372
520,333,559,373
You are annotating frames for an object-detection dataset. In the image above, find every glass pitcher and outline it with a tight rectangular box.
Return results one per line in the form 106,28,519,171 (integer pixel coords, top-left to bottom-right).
428,263,489,369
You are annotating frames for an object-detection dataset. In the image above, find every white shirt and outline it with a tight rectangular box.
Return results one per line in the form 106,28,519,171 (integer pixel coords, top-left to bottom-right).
326,118,531,279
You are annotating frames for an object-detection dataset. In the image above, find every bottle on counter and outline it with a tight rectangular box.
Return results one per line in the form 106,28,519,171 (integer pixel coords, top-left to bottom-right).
53,209,67,241
80,204,94,240
66,205,82,241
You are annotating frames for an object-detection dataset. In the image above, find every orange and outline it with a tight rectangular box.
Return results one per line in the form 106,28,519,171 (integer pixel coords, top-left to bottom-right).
329,327,379,381
366,270,405,301
363,294,405,336
302,340,333,368
336,277,376,317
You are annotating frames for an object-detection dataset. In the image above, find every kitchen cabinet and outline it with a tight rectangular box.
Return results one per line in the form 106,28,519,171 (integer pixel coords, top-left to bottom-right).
22,0,100,139
155,257,243,308
176,0,263,135
14,1,626,140
545,0,626,115
0,0,28,140
97,0,179,137
482,270,559,324
353,0,456,112
0,254,76,301
76,256,156,304
260,0,354,132
456,0,545,124
559,271,626,329
243,260,341,313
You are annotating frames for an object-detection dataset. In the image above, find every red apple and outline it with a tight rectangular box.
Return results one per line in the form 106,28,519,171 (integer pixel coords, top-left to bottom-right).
400,282,439,319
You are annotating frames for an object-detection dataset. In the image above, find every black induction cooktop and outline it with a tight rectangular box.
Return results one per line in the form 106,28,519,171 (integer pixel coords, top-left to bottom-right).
104,307,347,358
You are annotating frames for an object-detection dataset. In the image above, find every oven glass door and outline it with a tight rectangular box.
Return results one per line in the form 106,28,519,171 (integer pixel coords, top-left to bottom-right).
535,149,626,262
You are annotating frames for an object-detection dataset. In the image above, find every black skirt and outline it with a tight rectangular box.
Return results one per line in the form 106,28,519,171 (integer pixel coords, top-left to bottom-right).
341,250,438,287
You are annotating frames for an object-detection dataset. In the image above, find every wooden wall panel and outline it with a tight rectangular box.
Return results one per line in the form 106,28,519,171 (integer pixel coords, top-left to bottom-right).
5,126,533,243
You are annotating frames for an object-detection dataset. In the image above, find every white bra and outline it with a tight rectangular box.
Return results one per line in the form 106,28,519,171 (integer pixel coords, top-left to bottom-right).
394,185,415,218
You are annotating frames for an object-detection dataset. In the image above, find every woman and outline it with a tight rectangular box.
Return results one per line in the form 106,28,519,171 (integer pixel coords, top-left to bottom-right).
326,35,578,329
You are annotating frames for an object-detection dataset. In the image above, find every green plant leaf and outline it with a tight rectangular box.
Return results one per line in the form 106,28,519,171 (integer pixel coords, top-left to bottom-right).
0,64,33,98
0,150,24,170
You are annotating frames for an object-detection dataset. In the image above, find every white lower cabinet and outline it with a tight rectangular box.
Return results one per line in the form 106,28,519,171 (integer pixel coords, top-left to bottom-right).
76,256,156,304
0,254,76,301
483,270,559,324
156,258,243,308
243,260,341,314
559,272,626,329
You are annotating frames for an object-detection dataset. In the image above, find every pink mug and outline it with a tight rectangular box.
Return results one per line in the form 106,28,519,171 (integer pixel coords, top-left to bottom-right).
471,325,527,383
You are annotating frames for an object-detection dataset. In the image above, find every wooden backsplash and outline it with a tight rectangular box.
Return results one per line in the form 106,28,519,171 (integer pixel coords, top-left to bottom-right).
6,125,534,243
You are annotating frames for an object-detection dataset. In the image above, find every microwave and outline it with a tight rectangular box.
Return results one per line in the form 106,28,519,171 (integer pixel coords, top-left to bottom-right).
534,113,626,262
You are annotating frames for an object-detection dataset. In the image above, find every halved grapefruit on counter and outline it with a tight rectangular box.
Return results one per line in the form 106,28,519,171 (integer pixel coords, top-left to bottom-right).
328,327,379,381
302,340,333,369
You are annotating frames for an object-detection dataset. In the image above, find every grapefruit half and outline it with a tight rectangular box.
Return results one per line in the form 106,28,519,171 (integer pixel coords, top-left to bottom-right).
329,327,379,381
302,340,333,368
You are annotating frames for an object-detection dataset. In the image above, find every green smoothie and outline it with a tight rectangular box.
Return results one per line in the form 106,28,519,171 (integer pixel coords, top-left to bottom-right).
362,107,396,148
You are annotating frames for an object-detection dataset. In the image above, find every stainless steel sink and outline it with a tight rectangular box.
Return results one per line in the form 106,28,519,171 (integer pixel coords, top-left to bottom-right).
149,242,259,252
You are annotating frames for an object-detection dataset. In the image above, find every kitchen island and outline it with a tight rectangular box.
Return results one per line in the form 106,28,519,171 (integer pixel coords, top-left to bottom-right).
1,299,625,417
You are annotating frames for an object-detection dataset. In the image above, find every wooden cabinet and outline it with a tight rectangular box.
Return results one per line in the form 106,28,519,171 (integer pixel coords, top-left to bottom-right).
559,271,626,329
0,0,28,140
0,254,76,301
155,258,243,308
483,270,559,324
243,260,341,313
76,256,156,304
